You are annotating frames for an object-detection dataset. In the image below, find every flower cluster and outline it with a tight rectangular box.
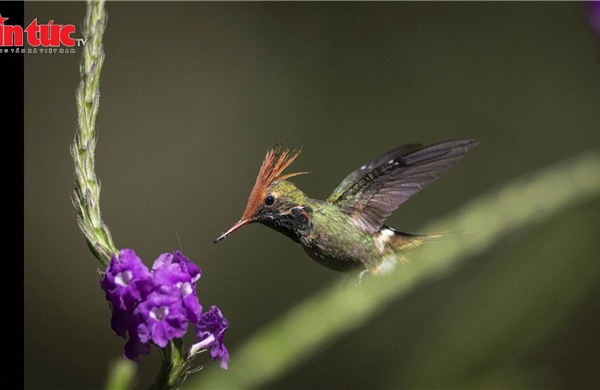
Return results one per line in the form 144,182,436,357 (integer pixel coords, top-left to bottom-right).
100,249,229,369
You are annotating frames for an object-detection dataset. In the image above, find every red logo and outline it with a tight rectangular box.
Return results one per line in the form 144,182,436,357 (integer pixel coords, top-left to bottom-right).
0,13,86,51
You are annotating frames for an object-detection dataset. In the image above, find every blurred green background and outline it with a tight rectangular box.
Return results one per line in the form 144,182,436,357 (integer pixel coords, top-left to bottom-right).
24,2,600,389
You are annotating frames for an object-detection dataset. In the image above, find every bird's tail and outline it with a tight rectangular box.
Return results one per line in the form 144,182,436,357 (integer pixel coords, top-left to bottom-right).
366,227,469,277
386,228,463,259
366,228,447,276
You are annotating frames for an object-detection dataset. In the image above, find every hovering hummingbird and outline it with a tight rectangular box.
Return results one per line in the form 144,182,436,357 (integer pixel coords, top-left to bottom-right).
213,139,477,276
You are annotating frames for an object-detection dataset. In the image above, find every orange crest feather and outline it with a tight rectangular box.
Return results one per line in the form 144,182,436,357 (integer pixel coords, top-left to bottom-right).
241,144,308,220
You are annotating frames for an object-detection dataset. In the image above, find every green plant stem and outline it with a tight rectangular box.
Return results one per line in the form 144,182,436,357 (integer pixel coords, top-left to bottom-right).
71,4,192,389
148,340,189,390
71,0,117,266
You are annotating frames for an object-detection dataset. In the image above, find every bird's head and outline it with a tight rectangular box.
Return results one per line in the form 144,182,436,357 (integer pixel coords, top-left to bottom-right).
213,145,310,243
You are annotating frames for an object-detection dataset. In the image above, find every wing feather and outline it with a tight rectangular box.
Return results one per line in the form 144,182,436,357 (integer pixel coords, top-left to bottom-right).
327,144,422,203
329,139,477,234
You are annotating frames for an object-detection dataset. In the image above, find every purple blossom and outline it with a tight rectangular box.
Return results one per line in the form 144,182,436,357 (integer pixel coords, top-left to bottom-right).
152,252,202,324
100,249,229,367
124,325,152,362
109,307,132,339
100,249,152,336
194,306,230,369
152,250,201,283
101,249,153,311
134,288,189,348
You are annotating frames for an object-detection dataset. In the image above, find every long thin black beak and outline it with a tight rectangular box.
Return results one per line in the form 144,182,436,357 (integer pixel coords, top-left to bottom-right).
212,219,252,244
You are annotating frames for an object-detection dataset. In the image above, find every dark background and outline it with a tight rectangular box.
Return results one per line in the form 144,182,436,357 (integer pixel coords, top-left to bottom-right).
24,2,600,389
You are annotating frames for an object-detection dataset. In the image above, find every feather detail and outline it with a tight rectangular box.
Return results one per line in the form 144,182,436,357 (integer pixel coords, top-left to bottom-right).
330,139,478,234
241,144,309,220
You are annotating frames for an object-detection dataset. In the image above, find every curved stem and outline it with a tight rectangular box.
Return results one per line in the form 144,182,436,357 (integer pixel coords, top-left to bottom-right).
71,0,117,266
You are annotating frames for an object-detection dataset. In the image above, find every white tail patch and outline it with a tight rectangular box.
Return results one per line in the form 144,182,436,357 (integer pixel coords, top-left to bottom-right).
372,227,426,275
371,227,401,275
374,227,396,252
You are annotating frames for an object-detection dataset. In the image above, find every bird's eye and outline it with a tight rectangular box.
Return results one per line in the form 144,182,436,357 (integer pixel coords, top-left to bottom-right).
264,195,275,206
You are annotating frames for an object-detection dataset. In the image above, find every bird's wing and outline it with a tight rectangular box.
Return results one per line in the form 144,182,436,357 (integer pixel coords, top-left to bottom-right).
327,139,478,234
327,144,423,204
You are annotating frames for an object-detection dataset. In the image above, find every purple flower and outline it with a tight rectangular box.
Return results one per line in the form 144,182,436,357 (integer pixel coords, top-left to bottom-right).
123,325,152,362
152,253,202,324
100,249,230,368
152,250,201,283
109,308,132,339
101,249,153,311
134,287,189,348
100,249,152,336
194,306,230,369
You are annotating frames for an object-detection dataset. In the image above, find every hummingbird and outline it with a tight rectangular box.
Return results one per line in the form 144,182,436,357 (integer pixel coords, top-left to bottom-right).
213,139,477,276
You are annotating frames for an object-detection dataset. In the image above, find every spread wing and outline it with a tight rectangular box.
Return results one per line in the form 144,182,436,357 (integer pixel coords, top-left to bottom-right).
327,144,423,204
327,139,478,234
